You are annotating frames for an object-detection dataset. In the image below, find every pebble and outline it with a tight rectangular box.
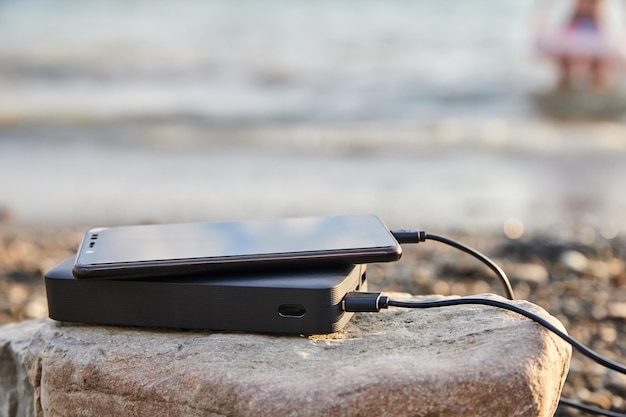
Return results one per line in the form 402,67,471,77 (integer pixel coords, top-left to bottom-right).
607,372,626,397
510,262,549,285
8,284,29,304
587,260,611,281
580,390,614,410
605,303,626,320
598,326,618,344
560,250,589,273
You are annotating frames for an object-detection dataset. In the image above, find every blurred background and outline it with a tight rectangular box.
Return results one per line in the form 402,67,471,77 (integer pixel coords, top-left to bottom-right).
1,0,626,236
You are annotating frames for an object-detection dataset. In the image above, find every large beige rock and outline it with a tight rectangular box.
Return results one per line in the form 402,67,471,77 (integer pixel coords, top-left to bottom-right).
0,294,571,417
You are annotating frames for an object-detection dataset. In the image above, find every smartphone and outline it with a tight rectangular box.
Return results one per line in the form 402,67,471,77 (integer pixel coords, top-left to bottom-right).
72,214,402,279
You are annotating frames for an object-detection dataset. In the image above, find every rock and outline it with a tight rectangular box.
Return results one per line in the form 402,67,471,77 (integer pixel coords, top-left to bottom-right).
0,294,571,417
608,371,626,396
580,390,614,410
605,302,626,320
0,318,43,417
560,250,589,273
510,262,549,285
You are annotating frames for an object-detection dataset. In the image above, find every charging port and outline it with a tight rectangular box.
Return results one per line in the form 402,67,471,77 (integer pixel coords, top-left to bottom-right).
278,304,306,318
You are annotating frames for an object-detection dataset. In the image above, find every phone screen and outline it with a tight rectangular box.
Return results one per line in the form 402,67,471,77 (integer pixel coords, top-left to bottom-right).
73,215,401,278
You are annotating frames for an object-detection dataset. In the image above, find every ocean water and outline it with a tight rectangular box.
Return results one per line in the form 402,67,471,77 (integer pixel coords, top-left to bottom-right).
0,0,547,126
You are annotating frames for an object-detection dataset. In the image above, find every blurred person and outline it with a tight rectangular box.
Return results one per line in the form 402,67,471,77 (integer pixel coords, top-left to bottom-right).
534,0,622,91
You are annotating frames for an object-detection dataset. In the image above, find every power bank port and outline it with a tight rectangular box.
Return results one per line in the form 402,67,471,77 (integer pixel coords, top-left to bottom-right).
278,304,306,318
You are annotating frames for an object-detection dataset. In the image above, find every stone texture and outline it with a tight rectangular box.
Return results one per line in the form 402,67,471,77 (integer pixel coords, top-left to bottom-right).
0,294,571,417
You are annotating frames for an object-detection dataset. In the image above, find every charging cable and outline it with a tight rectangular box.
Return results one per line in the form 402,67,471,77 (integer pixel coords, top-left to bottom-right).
390,230,515,300
349,230,626,417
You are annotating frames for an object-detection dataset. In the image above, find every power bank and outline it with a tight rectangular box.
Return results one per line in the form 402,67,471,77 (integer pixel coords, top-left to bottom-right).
45,258,367,334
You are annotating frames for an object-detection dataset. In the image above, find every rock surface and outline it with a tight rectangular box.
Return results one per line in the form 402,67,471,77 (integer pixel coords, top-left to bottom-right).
0,294,571,417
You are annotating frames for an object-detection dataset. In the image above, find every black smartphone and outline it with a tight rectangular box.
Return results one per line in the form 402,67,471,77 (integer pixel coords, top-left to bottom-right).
72,214,402,279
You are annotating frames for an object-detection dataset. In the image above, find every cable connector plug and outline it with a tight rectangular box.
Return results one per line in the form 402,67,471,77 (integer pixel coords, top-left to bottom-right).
342,292,389,312
390,230,427,244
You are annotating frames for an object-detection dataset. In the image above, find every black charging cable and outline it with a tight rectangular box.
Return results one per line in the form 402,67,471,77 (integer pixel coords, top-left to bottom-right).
348,230,626,417
390,230,515,300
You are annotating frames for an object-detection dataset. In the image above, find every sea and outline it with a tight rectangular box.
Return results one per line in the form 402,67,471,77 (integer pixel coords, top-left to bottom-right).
0,0,552,124
2,0,626,237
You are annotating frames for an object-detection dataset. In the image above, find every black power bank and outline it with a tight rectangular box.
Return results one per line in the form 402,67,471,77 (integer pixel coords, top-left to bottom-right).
45,258,367,335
